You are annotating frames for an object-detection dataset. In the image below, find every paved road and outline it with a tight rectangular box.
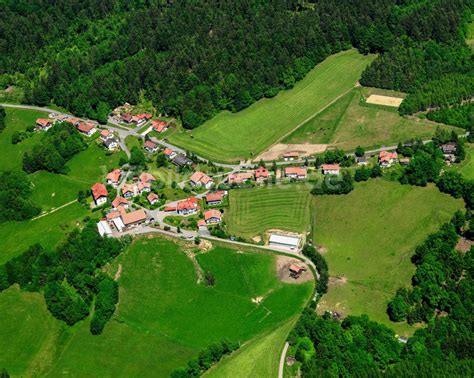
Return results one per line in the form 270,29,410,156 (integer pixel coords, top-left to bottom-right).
278,342,290,378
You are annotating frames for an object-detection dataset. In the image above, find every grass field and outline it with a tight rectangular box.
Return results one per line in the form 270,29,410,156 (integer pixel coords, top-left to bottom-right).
454,143,474,180
206,318,296,378
312,179,464,335
0,108,46,170
168,50,374,162
225,185,312,239
1,237,312,376
283,87,462,151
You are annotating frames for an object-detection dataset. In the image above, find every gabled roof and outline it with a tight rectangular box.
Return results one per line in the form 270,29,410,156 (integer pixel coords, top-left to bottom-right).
321,164,340,170
379,151,398,162
147,192,159,203
112,196,128,209
121,113,132,122
67,117,80,125
137,181,151,191
139,172,156,183
122,183,136,194
206,191,225,202
121,209,147,225
36,118,51,127
144,140,158,150
285,167,307,176
151,120,168,132
77,122,95,133
164,148,173,156
91,183,108,200
100,129,110,138
228,172,254,183
190,171,213,185
106,169,121,183
177,197,199,211
204,209,221,221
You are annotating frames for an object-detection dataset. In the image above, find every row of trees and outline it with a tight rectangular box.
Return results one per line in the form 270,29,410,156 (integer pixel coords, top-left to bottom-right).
0,170,40,222
0,107,5,133
0,224,127,333
427,103,474,129
311,171,354,196
170,339,239,377
301,244,328,300
22,122,87,174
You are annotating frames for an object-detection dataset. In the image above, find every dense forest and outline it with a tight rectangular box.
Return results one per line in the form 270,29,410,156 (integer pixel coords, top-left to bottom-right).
1,0,472,128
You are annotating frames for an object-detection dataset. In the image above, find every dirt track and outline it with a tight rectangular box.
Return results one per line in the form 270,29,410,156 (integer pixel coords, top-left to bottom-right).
255,143,327,162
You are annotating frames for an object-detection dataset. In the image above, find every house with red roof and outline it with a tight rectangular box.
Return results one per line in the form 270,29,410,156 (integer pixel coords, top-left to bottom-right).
139,172,156,184
379,151,398,167
91,183,108,206
77,122,97,137
100,129,111,141
284,167,307,180
163,148,177,160
106,169,122,187
147,192,159,205
121,113,133,123
122,183,138,198
36,118,53,131
151,120,168,133
321,164,340,175
67,117,81,126
144,140,159,153
177,197,199,216
112,196,129,210
121,209,147,227
189,171,214,189
228,172,254,185
204,209,222,224
137,181,151,194
254,167,269,183
205,191,227,206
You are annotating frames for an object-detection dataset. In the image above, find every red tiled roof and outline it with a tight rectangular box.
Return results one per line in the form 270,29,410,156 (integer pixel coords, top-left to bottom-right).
91,183,108,200
285,167,307,176
198,219,207,227
164,148,173,156
139,172,156,183
137,181,151,191
204,209,221,221
106,211,121,220
136,113,152,120
228,172,254,184
100,129,110,137
147,192,159,203
177,197,199,211
321,164,340,170
106,169,121,183
122,113,132,122
206,191,224,202
190,171,213,185
121,209,147,225
77,122,95,133
379,151,398,162
67,117,80,125
144,140,157,149
112,196,128,208
122,183,136,195
36,118,51,127
289,264,304,273
254,167,269,178
151,120,168,132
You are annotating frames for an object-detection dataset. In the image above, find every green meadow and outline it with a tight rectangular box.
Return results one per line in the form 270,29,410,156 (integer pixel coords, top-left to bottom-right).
225,185,312,239
312,179,464,335
0,237,313,376
0,107,46,170
283,87,463,151
453,143,474,180
169,50,375,162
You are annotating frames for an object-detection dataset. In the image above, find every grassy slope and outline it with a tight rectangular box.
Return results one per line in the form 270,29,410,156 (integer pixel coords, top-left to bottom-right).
206,318,296,378
169,50,374,162
0,108,46,170
455,143,474,180
225,185,312,239
283,87,462,151
313,179,464,335
43,237,312,377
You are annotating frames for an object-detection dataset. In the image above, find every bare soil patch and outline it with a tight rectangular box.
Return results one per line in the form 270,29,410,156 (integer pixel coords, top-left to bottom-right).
197,239,213,252
328,276,347,287
114,264,123,281
456,237,473,253
366,94,403,107
252,236,262,243
255,143,327,162
316,245,328,255
276,255,313,284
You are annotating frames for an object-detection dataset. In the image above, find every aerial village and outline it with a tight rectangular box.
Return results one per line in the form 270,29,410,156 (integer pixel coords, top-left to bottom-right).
35,106,464,255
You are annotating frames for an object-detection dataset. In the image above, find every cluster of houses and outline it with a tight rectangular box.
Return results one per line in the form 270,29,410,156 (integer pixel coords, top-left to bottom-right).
441,142,457,164
226,166,309,185
165,194,224,227
163,148,194,168
100,129,120,150
36,116,97,137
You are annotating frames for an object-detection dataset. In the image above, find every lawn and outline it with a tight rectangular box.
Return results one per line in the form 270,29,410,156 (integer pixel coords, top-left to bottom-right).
168,50,374,162
0,107,46,170
312,179,464,335
283,87,463,151
206,318,297,378
454,143,474,180
125,135,142,150
18,237,312,377
225,185,312,239
0,202,90,264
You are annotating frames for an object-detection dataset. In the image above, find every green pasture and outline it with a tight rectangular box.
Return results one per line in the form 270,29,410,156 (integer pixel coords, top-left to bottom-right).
453,143,473,180
225,185,312,239
17,237,312,377
0,107,46,170
312,179,464,335
169,50,374,162
284,87,463,151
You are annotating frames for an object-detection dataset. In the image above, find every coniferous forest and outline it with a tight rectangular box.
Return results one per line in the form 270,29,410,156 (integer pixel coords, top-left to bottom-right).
1,0,472,129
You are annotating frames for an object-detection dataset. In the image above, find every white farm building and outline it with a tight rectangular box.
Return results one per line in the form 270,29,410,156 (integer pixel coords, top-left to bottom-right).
269,234,301,251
